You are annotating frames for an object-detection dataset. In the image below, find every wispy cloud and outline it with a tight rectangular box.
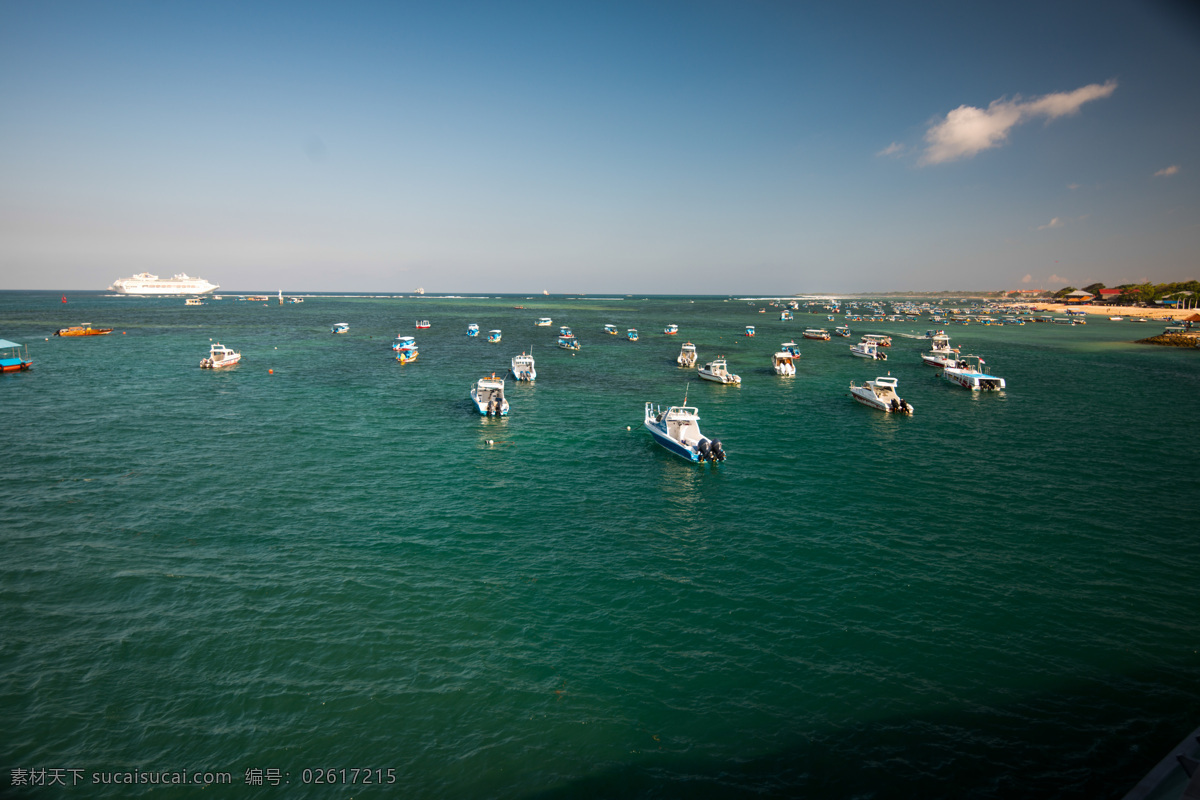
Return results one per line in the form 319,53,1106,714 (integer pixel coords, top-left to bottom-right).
1037,217,1065,231
1021,274,1033,284
877,142,905,157
1048,274,1069,284
920,80,1117,166
1154,165,1180,177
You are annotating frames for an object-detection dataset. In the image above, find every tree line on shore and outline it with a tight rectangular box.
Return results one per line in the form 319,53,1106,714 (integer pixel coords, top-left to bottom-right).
1050,280,1200,305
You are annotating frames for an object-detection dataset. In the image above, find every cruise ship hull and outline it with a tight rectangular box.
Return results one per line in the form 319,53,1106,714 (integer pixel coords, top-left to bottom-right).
108,273,219,295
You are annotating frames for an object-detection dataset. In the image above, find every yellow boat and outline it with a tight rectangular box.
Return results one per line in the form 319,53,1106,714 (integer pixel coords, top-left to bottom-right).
55,324,113,337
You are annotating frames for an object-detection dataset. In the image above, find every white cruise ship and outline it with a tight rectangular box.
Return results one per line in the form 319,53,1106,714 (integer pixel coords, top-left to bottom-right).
108,272,219,295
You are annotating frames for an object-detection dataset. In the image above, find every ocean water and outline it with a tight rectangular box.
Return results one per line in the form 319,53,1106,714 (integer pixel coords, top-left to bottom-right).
2,291,1198,799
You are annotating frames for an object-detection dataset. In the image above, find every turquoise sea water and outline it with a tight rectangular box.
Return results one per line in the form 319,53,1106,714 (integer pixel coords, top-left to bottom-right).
2,291,1198,799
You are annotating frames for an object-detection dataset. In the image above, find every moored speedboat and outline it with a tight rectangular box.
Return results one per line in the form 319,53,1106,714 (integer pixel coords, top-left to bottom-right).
745,325,756,337
488,329,502,343
860,334,892,347
331,322,349,334
471,374,509,416
467,323,479,337
415,320,431,329
849,376,913,414
557,334,580,350
643,402,726,463
0,338,32,372
664,324,679,335
559,325,573,337
834,325,851,337
603,324,618,335
393,334,415,350
697,358,740,385
920,334,959,368
942,355,1006,391
802,328,831,341
200,343,241,369
850,340,887,360
511,351,536,381
780,311,793,321
677,342,697,367
627,329,639,341
781,341,801,357
772,351,795,375
535,317,553,327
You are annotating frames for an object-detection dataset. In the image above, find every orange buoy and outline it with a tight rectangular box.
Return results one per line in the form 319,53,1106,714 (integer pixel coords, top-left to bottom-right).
268,369,274,374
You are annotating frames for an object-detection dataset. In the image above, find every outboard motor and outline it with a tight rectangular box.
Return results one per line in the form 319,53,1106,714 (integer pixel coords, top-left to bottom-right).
697,438,711,459
710,439,725,462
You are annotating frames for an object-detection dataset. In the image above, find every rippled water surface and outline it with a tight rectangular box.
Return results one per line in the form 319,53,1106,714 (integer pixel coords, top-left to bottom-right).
2,292,1198,798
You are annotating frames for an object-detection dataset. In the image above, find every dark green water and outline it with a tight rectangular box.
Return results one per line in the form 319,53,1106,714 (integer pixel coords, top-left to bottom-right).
2,292,1198,798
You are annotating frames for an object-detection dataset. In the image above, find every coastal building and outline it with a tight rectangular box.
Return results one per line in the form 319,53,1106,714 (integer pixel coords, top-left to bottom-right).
1097,288,1124,303
1063,290,1095,305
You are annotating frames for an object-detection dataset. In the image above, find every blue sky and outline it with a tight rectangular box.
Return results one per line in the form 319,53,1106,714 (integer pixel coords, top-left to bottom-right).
2,0,1197,293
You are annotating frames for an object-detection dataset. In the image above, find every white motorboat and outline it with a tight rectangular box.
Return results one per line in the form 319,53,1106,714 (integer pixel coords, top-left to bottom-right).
471,374,509,416
850,340,887,360
697,358,740,385
781,341,801,357
331,322,349,334
802,328,831,341
677,342,697,367
849,376,913,414
643,402,726,463
942,355,1006,391
860,334,892,347
200,343,241,369
535,317,553,327
488,329,502,343
467,323,479,337
772,352,796,375
511,351,536,381
603,324,618,335
920,334,959,368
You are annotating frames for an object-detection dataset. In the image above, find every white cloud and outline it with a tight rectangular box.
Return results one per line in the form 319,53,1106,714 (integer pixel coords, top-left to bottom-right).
876,142,905,157
1048,274,1069,284
1154,165,1180,177
1021,274,1033,284
1067,183,1081,190
1037,217,1064,230
920,80,1117,165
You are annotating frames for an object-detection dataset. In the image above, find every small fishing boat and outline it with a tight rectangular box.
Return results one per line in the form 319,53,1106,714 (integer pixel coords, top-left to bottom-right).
849,376,913,414
781,341,801,357
697,358,741,385
559,326,573,337
677,342,697,367
535,317,553,327
664,324,679,335
1108,316,1124,321
0,338,32,372
471,374,509,416
780,311,793,321
603,324,618,335
942,355,1006,391
643,401,726,463
860,334,892,347
802,328,831,341
185,298,204,306
331,322,349,334
850,340,887,360
55,324,113,337
834,325,851,337
200,343,241,369
558,334,580,350
415,320,431,329
394,336,418,363
772,352,795,375
511,351,536,381
467,323,479,337
627,329,639,341
745,325,756,337
488,329,502,343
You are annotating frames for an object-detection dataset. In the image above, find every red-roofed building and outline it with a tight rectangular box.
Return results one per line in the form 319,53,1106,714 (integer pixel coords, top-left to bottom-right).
1097,288,1124,303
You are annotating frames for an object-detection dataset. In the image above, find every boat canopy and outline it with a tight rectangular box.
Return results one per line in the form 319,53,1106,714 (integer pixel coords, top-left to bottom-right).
0,339,22,349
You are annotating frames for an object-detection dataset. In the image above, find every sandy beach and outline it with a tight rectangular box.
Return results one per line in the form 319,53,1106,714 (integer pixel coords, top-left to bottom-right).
1023,303,1195,320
